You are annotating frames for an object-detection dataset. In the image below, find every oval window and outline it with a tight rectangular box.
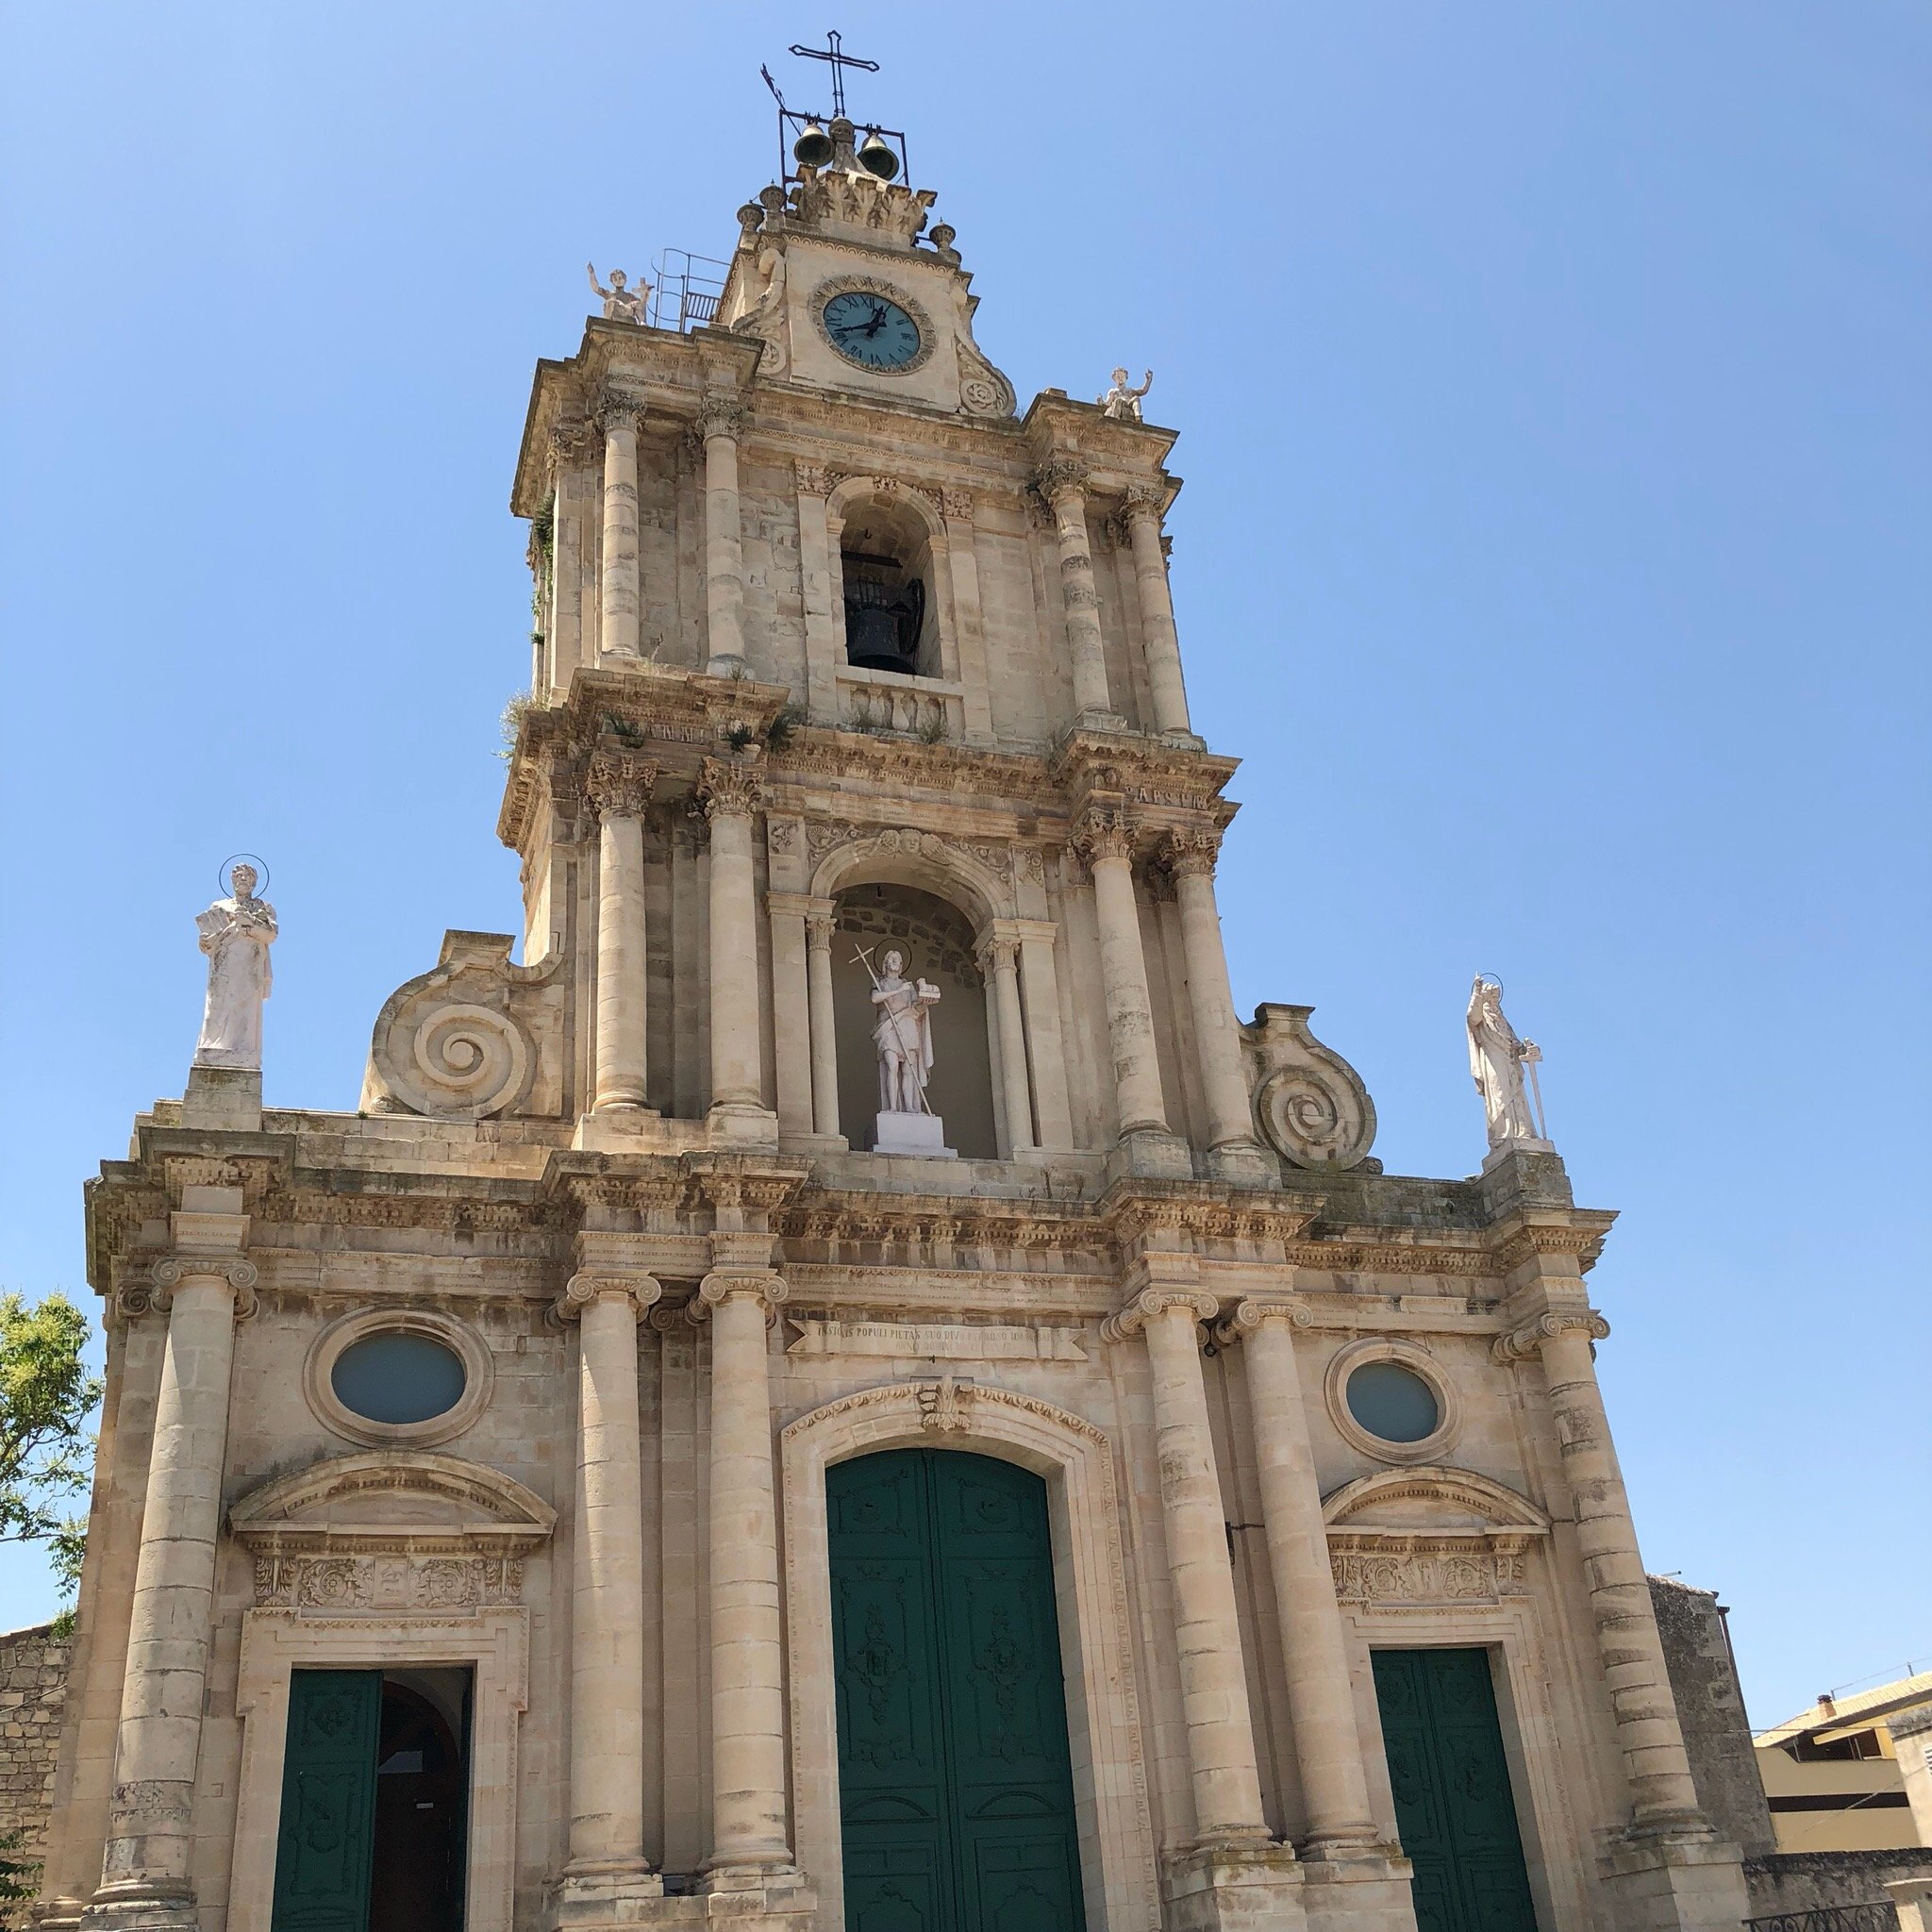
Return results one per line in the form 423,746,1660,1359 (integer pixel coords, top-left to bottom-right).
1344,1360,1441,1444
330,1331,467,1426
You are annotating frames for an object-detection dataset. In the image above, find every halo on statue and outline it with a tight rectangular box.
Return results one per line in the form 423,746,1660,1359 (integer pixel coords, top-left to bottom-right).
1474,972,1505,995
217,852,272,897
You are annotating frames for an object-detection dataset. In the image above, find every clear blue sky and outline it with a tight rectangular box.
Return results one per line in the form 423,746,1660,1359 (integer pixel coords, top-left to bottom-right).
2,3,1926,1730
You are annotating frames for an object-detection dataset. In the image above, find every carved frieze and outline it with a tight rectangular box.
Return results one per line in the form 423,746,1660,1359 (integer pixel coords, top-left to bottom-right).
252,1552,526,1612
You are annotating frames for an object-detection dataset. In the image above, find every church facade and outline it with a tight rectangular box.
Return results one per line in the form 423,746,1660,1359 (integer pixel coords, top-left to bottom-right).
40,106,1750,1932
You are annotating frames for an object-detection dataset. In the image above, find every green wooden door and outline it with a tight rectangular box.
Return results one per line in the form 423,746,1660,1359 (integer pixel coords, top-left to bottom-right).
1372,1648,1539,1932
272,1669,383,1932
828,1448,1085,1932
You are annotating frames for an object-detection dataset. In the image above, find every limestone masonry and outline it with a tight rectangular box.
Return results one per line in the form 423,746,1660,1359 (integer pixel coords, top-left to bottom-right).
40,96,1755,1932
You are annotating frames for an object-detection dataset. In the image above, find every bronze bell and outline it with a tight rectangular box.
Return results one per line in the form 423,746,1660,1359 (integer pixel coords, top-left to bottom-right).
792,122,833,168
857,129,899,180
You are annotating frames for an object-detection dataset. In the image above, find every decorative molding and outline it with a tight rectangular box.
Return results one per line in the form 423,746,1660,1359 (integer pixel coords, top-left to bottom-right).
939,485,974,521
917,1373,974,1433
1322,1465,1550,1607
794,459,836,496
1491,1309,1610,1365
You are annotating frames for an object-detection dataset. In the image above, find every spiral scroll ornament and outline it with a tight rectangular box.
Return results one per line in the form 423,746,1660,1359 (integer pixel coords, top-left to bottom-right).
398,1003,531,1121
1256,1064,1373,1171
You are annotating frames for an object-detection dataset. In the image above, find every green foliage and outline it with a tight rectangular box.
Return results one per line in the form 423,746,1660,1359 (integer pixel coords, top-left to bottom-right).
766,703,806,753
0,1291,101,1619
723,723,757,754
497,690,538,762
0,1826,40,1923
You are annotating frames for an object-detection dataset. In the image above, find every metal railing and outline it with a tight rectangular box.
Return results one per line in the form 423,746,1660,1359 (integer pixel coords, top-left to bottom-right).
646,250,730,334
1745,1904,1899,1932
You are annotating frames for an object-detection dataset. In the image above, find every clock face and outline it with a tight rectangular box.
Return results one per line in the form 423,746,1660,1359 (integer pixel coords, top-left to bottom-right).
822,290,922,370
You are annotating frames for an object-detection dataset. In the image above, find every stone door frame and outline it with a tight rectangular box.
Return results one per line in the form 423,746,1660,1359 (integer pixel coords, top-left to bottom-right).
1338,1593,1587,1932
225,1607,528,1932
781,1380,1161,1932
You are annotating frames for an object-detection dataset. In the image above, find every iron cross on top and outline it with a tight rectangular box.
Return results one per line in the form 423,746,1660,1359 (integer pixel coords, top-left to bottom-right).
787,29,879,119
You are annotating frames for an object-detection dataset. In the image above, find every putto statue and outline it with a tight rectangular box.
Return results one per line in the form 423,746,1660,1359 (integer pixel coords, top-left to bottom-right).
587,262,650,325
1098,367,1153,422
194,862,277,1071
1466,975,1548,1149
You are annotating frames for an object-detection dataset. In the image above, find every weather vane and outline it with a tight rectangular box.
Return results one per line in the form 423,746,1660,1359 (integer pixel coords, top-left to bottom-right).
785,28,878,119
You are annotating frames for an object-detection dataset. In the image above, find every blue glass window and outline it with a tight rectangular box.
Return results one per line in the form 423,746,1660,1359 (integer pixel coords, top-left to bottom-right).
331,1332,466,1425
1345,1361,1440,1444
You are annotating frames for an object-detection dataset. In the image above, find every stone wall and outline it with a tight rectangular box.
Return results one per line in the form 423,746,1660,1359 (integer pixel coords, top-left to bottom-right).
0,1623,71,1879
1649,1574,1777,1857
1744,1848,1932,1918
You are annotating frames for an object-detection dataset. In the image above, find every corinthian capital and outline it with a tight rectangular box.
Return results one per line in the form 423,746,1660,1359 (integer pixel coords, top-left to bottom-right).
585,751,658,819
1163,827,1221,878
1072,806,1135,866
1491,1308,1610,1365
1099,1286,1218,1344
698,755,763,820
696,395,750,441
1033,457,1089,506
596,391,646,436
1123,481,1166,522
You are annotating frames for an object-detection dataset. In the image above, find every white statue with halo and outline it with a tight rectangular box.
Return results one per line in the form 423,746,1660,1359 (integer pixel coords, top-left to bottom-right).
1466,974,1551,1153
194,860,277,1071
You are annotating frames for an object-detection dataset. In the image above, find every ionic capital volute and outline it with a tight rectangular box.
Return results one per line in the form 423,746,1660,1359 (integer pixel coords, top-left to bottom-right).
691,1268,789,1326
554,1271,663,1324
1227,1293,1313,1337
1491,1308,1610,1366
1100,1285,1219,1345
150,1255,259,1323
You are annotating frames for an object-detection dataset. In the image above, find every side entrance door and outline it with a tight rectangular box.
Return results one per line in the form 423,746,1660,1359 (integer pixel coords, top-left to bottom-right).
272,1669,383,1932
828,1447,1085,1932
1372,1647,1540,1932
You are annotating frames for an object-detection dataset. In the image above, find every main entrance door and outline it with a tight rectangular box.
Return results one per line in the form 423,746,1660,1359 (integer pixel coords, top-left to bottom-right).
272,1668,470,1932
1372,1648,1540,1932
827,1448,1085,1932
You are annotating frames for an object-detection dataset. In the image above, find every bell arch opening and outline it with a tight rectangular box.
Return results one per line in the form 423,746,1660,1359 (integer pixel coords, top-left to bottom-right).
838,495,939,678
833,883,996,1158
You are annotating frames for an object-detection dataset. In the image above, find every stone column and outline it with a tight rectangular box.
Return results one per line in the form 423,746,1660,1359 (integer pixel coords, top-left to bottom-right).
940,486,995,744
588,753,657,1114
555,1268,659,1896
696,1269,793,1877
1103,1288,1272,1849
91,1209,255,1923
545,420,601,690
765,891,814,1138
794,463,840,722
598,394,643,659
1013,921,1075,1151
699,758,768,1134
1231,1298,1381,1854
1074,809,1170,1138
1035,458,1116,722
1123,483,1192,735
700,398,750,676
981,932,1035,1155
805,907,841,1139
1497,1307,1707,1831
1165,829,1262,1156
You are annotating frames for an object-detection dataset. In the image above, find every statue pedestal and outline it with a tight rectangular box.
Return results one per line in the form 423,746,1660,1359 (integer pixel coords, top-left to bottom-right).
872,1110,957,1159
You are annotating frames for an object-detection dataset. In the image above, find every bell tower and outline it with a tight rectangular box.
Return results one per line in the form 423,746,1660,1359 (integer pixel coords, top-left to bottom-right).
489,51,1267,1183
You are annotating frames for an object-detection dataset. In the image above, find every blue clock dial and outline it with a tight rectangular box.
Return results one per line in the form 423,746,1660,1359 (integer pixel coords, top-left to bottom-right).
823,291,922,370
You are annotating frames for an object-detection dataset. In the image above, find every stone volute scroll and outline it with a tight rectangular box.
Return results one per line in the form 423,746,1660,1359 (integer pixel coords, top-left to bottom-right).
1242,1002,1379,1173
360,930,564,1122
193,860,276,1070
